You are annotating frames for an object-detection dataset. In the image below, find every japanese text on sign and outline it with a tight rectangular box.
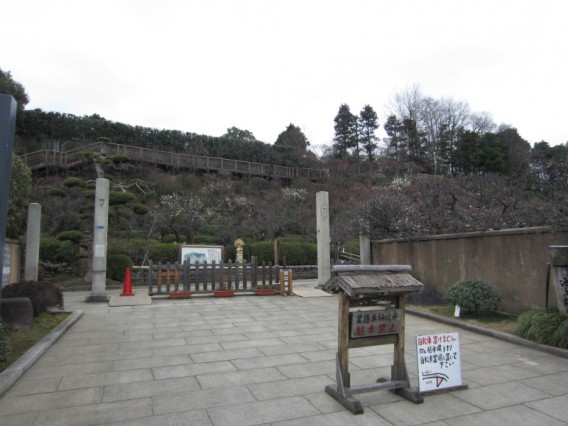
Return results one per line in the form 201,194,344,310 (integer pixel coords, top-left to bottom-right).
416,332,462,392
350,309,400,338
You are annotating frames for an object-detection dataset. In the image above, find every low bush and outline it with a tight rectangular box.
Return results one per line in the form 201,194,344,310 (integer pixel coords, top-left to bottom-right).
62,177,85,188
128,203,150,215
1,281,64,317
56,230,85,244
109,191,136,205
446,279,502,315
147,243,179,263
107,254,134,281
40,236,78,265
517,309,568,349
248,241,317,265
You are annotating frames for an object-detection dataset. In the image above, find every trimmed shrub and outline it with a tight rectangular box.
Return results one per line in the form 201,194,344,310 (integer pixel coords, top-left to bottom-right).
517,309,568,348
446,279,502,315
56,230,85,244
111,155,129,164
193,235,224,245
40,236,78,265
62,177,85,188
248,241,317,265
107,254,134,282
1,281,64,316
83,189,95,199
48,188,66,197
128,203,150,215
147,243,179,263
109,191,136,206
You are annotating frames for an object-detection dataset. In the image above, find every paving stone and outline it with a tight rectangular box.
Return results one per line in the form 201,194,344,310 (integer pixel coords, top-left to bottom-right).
444,404,566,426
58,369,154,391
452,381,552,410
219,338,285,350
153,342,222,357
103,376,200,402
277,360,338,379
119,338,187,351
190,347,263,363
198,367,286,389
153,360,236,380
100,409,212,426
0,411,38,426
298,349,337,362
183,333,248,345
24,361,113,380
462,364,542,386
233,353,308,370
206,396,320,426
260,342,329,356
348,353,397,369
525,394,568,423
520,371,568,396
113,354,193,371
373,394,481,425
248,375,331,400
0,387,103,415
33,397,153,426
5,377,62,397
271,409,392,425
34,349,155,367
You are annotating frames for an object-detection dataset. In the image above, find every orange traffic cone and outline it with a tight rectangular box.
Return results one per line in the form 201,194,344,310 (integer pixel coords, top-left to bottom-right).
120,267,135,296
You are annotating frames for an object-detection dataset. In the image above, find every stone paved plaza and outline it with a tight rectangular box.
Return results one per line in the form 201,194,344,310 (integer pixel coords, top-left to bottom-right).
1,283,567,425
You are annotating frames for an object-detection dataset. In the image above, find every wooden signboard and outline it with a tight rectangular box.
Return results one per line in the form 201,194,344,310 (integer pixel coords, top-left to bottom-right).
350,309,400,338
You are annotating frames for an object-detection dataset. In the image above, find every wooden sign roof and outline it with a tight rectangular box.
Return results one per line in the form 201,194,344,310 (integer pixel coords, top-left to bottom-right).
322,265,423,296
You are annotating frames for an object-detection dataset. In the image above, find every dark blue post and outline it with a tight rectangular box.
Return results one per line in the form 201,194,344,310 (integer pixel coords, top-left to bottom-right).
0,95,17,290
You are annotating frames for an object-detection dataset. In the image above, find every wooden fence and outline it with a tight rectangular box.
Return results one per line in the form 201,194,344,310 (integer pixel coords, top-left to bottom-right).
20,141,327,180
148,259,294,295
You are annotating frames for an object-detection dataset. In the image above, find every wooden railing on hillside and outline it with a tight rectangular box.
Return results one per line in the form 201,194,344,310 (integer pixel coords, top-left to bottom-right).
20,141,327,180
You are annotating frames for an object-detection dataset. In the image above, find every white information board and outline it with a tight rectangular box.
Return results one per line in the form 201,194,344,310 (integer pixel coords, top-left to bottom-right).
416,332,462,392
180,245,223,264
2,244,11,287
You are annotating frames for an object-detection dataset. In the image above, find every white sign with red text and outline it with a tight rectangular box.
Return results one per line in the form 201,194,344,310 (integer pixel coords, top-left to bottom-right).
416,332,462,392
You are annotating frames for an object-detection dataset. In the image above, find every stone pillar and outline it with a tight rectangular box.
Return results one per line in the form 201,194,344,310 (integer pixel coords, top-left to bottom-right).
316,191,331,286
86,178,110,302
550,245,568,316
359,234,371,265
24,203,41,281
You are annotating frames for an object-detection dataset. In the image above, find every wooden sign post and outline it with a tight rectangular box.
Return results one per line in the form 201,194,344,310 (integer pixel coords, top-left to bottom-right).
322,265,424,414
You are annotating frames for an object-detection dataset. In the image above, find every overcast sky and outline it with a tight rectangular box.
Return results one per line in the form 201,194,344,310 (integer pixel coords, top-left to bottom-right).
2,0,567,149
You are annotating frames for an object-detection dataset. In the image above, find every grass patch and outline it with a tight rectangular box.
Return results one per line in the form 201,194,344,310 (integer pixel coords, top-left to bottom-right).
0,313,69,373
409,303,518,334
517,309,568,349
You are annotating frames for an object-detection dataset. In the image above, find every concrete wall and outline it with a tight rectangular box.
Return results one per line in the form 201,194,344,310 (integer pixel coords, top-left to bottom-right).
371,227,568,314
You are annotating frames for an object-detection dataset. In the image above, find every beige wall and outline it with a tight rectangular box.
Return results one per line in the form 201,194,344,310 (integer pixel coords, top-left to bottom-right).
371,227,568,314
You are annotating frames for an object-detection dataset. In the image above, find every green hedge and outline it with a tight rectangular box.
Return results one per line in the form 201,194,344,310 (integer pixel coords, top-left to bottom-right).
39,236,78,264
247,241,317,265
109,191,136,205
107,254,134,281
56,230,85,244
